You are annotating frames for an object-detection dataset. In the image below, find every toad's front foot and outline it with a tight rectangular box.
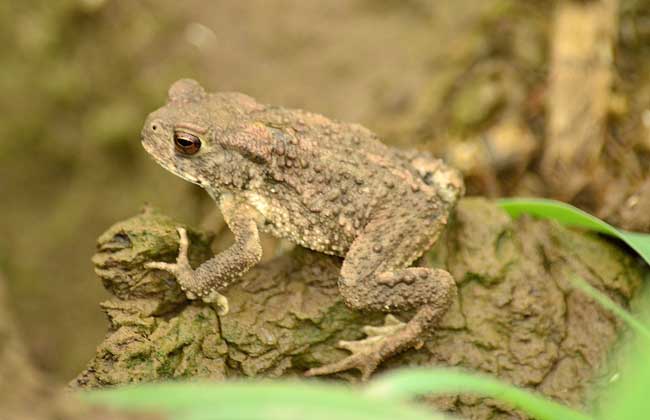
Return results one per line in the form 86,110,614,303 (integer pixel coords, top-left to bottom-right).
145,227,229,314
305,314,413,381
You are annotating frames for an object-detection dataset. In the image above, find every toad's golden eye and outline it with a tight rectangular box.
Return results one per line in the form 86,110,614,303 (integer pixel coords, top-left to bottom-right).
174,131,201,155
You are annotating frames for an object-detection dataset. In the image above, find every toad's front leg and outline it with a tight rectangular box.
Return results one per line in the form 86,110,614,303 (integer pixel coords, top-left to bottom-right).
145,197,263,315
305,207,456,380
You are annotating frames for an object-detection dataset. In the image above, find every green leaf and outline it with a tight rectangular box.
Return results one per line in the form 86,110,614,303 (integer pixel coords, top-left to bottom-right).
498,198,650,266
366,368,592,420
498,198,650,420
570,276,650,342
567,276,650,420
571,278,650,420
82,380,447,420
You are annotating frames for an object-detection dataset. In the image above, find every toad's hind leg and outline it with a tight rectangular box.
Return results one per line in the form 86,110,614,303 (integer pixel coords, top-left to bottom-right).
304,207,456,380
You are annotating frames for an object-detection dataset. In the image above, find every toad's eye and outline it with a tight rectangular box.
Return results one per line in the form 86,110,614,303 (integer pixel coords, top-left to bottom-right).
174,131,201,155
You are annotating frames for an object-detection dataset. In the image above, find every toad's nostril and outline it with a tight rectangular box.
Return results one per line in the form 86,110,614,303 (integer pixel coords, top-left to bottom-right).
151,123,158,131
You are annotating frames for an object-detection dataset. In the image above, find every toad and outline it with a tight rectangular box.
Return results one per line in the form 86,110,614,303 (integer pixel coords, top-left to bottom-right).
141,79,464,379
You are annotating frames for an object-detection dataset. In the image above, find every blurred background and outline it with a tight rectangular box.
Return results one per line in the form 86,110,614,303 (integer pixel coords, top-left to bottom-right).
2,0,650,381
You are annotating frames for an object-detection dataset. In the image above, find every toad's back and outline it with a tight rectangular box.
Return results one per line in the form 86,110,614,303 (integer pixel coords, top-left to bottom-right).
235,104,461,257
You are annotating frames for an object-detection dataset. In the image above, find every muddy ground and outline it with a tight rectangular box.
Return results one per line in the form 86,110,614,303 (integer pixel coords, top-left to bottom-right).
3,0,650,414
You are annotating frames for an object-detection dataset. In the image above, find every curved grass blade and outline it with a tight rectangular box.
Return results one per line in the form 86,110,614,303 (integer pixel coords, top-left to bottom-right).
570,276,650,420
366,368,592,420
82,380,447,420
498,198,650,266
570,276,650,341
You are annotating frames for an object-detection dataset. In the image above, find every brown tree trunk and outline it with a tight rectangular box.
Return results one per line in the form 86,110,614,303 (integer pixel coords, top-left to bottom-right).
541,0,619,200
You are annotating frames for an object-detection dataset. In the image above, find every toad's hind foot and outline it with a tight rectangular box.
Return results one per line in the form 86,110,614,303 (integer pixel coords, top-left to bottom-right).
305,314,418,381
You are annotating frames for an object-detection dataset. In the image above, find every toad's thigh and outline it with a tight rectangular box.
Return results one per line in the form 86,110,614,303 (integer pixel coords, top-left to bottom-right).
338,205,451,310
